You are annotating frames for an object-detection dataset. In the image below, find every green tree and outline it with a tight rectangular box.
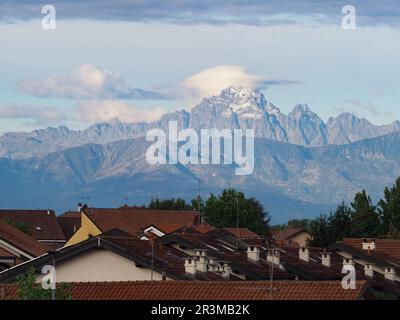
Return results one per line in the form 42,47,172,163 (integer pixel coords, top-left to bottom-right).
16,267,72,300
351,190,381,238
329,202,353,241
308,202,352,247
378,177,400,238
3,218,30,234
308,214,331,247
148,197,192,210
202,189,271,236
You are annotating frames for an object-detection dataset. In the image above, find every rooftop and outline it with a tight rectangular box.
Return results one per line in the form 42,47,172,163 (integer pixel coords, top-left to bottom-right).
0,280,370,300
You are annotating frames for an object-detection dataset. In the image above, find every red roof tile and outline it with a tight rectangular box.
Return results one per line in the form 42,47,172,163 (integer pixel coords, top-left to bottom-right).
223,227,260,239
0,220,50,258
273,228,309,241
342,238,400,260
0,210,65,241
0,280,369,300
85,208,201,236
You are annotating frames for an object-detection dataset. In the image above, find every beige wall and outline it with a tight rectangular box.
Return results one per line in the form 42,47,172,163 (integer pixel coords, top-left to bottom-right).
37,249,171,283
292,232,311,247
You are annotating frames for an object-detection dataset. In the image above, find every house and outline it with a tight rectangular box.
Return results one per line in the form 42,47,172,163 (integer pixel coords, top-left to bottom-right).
0,220,50,270
138,223,215,240
0,230,231,283
160,228,342,281
57,211,81,242
64,207,202,246
272,227,312,247
0,280,373,300
223,227,260,239
326,238,400,297
0,209,65,248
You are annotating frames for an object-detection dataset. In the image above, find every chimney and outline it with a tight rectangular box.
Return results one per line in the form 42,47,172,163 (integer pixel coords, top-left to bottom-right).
195,249,208,273
320,252,331,268
267,249,280,266
342,257,354,267
384,267,396,281
362,238,376,251
207,257,217,272
221,262,231,279
299,247,310,262
247,245,260,262
184,258,197,275
364,263,374,278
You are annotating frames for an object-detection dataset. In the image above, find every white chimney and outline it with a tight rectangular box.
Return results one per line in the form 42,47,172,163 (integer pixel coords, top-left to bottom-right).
364,263,374,278
184,258,197,275
299,247,310,262
195,249,208,273
221,262,231,279
247,245,260,262
267,249,280,266
207,257,217,272
384,267,396,281
362,238,376,251
320,252,331,268
342,257,354,267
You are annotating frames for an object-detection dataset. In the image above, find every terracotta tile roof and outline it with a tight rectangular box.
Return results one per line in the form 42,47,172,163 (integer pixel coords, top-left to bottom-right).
140,223,215,237
161,232,294,280
342,238,400,260
84,208,201,236
0,220,50,258
103,235,228,281
0,210,65,241
57,215,81,241
0,280,370,300
223,227,260,239
272,228,309,241
0,247,14,259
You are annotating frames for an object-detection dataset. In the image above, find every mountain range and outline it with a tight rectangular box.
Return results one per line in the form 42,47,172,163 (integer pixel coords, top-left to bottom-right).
1,87,400,223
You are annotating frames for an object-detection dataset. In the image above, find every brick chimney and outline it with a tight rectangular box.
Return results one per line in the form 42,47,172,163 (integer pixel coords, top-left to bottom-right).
184,257,197,275
247,245,260,262
364,263,374,278
299,247,310,262
195,249,208,273
267,249,280,266
384,267,396,281
320,252,331,268
362,238,376,251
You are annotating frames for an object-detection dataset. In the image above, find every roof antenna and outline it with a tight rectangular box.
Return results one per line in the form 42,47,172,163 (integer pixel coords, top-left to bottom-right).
197,178,202,224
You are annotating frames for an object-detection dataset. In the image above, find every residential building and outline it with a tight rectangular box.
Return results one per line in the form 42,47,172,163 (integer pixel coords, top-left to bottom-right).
0,209,65,248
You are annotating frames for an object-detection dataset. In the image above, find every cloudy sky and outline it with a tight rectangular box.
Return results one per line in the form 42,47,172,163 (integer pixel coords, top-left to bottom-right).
0,0,400,132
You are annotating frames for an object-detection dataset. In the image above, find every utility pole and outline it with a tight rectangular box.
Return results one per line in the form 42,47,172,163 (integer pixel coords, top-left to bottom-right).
146,232,156,281
235,196,239,248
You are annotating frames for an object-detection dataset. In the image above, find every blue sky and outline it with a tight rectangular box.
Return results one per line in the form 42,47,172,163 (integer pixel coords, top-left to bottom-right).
1,1,400,132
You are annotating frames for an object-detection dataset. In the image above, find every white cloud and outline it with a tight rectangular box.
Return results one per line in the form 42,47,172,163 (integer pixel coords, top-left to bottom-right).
180,65,264,105
18,64,164,100
74,100,166,123
0,104,66,125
